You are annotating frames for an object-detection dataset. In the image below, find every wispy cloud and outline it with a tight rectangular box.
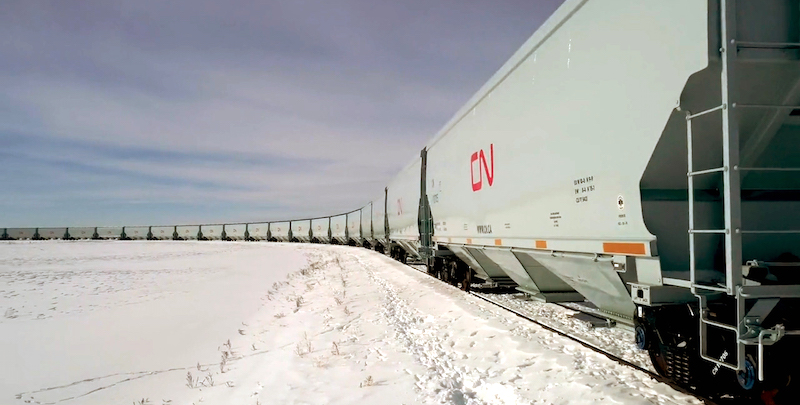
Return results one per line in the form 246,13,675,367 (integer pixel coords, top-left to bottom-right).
0,0,564,227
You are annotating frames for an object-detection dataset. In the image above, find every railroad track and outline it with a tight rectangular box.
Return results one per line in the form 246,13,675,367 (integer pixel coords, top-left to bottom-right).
400,260,748,405
467,291,726,405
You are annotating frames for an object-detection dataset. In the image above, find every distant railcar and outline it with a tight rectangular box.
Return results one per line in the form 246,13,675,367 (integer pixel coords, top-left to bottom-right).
224,224,247,241
248,223,269,241
200,225,223,240
310,218,330,244
68,227,95,240
124,227,149,240
330,215,347,244
98,227,123,239
270,221,290,242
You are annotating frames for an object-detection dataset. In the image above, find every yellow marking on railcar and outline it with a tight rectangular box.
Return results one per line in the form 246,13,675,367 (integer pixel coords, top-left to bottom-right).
535,240,548,249
494,239,502,246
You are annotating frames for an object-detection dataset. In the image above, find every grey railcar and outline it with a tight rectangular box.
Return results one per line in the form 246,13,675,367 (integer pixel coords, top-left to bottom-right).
199,225,223,240
223,224,247,241
310,218,330,244
98,227,123,239
248,223,269,241
68,227,95,239
330,215,347,244
4,228,36,240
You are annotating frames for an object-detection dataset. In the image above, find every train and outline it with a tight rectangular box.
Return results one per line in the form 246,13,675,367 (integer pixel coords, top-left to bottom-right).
4,0,800,401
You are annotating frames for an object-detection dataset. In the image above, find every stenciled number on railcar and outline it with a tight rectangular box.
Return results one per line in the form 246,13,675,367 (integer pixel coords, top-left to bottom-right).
550,212,561,227
573,175,595,204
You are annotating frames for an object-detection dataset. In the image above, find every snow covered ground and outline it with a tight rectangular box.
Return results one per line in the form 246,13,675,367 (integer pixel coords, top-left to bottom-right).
0,241,700,405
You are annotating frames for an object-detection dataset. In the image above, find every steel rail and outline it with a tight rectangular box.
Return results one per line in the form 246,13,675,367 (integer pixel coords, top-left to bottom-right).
399,261,721,404
467,291,721,405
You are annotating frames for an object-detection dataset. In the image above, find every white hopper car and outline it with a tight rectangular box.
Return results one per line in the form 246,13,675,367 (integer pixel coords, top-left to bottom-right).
330,214,347,244
310,217,331,244
268,221,290,242
3,0,799,400
346,209,363,246
248,223,269,241
200,225,223,240
290,220,312,243
223,224,248,241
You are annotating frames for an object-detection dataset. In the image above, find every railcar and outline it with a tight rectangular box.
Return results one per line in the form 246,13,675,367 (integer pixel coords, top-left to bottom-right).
175,225,199,240
386,159,422,263
124,227,149,240
370,195,388,253
405,0,800,398
330,214,348,244
224,224,248,241
68,227,95,240
37,228,67,240
310,217,331,244
4,228,35,240
200,225,223,240
149,226,175,240
269,221,291,242
290,219,312,243
98,227,123,239
248,223,269,241
358,204,373,248
346,209,362,246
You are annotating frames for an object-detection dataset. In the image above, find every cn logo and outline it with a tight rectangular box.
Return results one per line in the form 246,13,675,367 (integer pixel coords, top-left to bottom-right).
470,144,494,192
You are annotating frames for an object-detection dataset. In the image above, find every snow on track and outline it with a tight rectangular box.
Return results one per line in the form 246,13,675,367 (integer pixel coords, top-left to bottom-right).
1,241,701,404
470,292,654,372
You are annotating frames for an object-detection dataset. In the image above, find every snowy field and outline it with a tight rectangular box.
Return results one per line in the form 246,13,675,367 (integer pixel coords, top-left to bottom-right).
0,241,700,405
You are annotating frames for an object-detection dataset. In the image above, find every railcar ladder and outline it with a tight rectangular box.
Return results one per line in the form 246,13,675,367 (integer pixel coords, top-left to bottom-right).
685,0,800,382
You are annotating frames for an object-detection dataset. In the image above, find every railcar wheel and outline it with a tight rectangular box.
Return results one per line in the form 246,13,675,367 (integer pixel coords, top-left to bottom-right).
446,261,458,286
648,345,670,378
460,268,471,292
737,355,757,391
635,324,648,351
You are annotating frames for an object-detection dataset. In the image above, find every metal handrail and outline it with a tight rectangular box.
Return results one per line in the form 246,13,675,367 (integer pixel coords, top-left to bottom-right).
739,230,800,234
735,166,800,172
688,167,726,176
689,229,728,234
693,283,729,293
686,104,725,120
736,41,800,49
734,103,800,109
701,313,740,332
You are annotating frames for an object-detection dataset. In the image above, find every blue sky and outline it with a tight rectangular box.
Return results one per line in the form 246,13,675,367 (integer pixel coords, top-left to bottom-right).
1,0,563,227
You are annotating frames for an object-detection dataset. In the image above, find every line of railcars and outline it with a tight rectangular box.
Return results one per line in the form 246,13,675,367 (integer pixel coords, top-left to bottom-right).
3,0,799,401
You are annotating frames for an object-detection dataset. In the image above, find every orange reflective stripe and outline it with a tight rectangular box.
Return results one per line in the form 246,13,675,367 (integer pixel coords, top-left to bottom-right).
535,240,547,249
603,242,646,255
494,239,502,246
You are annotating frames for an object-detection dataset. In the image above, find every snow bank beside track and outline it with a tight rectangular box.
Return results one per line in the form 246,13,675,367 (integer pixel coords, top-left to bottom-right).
1,242,700,404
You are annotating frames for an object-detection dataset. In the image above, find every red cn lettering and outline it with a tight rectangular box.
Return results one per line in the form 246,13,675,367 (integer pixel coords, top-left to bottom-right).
470,144,494,192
